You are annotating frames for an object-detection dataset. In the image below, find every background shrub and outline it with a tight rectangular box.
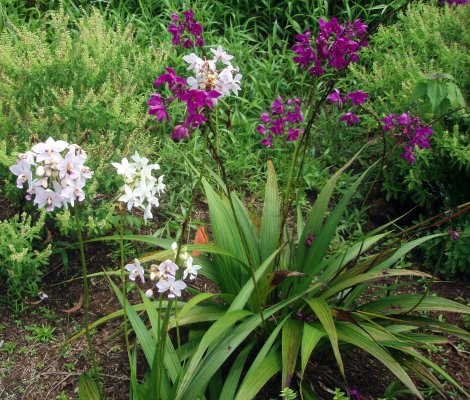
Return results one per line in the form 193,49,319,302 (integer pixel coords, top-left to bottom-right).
0,211,52,303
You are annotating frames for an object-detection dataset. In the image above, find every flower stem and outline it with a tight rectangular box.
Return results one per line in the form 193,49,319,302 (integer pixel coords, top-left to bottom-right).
119,207,132,372
74,205,100,384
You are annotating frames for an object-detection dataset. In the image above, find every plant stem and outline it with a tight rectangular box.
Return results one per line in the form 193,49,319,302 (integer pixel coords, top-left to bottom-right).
119,207,132,371
157,299,173,399
174,124,209,264
74,205,100,383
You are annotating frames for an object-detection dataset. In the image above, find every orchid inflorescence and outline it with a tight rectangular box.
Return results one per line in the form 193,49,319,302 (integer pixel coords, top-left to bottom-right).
327,89,369,126
442,0,469,5
148,10,242,141
124,242,202,299
112,152,165,220
382,112,433,164
292,18,368,76
257,97,304,147
9,137,93,211
168,9,204,48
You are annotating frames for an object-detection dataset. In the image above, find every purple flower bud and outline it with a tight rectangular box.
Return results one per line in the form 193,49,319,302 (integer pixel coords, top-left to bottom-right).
306,234,316,247
172,124,190,141
448,227,460,240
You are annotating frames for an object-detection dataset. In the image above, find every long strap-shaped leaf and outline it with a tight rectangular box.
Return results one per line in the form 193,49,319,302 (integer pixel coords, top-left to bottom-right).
109,281,171,399
176,285,323,399
282,318,303,387
219,342,254,400
335,323,423,399
304,298,344,377
301,324,324,378
228,244,286,312
320,269,433,300
342,234,444,306
360,294,470,315
203,179,251,293
175,310,253,398
298,162,376,280
260,160,281,262
391,346,469,398
233,350,282,400
296,145,369,265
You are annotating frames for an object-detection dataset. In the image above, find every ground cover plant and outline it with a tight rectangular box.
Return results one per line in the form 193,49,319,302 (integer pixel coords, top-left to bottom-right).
0,1,469,399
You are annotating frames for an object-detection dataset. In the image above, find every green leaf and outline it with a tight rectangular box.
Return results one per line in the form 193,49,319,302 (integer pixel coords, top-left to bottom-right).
228,244,286,312
175,310,253,398
203,178,250,293
177,286,322,399
335,323,422,399
361,294,470,315
393,346,469,398
446,82,466,108
321,269,433,300
304,298,344,377
260,160,281,262
79,373,101,400
427,80,448,114
297,145,368,266
219,342,254,400
282,318,303,387
175,293,217,323
234,351,282,400
86,234,173,248
301,324,324,377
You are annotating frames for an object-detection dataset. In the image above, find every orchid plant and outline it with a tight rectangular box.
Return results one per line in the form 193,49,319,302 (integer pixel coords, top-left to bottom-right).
64,7,469,400
9,137,100,388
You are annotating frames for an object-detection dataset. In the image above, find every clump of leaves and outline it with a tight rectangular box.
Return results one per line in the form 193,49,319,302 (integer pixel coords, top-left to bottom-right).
0,211,52,303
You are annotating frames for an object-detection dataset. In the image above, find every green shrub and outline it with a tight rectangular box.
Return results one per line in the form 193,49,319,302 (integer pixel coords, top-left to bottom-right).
348,2,469,278
349,1,469,207
0,211,52,301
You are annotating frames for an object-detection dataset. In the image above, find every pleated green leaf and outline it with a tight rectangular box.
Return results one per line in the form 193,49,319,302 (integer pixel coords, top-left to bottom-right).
219,342,254,400
234,351,282,400
335,323,422,399
361,294,470,315
78,373,101,400
301,324,324,377
281,318,303,388
260,160,281,262
297,145,368,266
304,298,344,377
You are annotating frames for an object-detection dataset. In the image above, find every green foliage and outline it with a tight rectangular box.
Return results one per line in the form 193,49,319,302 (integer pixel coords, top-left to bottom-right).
79,160,470,400
280,387,298,399
352,2,469,113
0,211,51,301
0,7,172,235
333,388,349,400
350,1,469,208
423,217,470,278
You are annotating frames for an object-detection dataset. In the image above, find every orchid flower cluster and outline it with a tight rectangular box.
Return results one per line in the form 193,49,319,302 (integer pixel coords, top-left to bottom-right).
327,89,369,126
382,112,433,164
292,17,368,76
124,242,201,299
168,9,204,48
148,10,242,141
442,0,469,5
257,97,304,147
9,137,93,211
112,152,165,220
